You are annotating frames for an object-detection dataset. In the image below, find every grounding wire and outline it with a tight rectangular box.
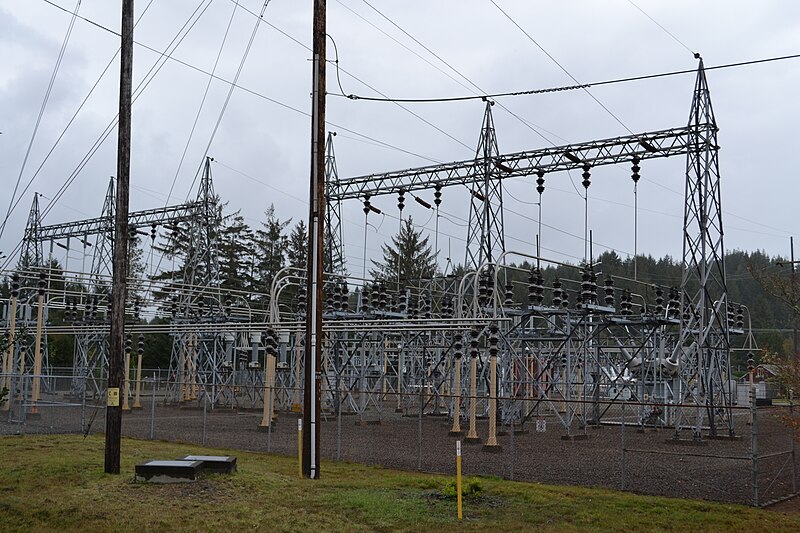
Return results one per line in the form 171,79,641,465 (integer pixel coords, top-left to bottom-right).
332,53,800,104
626,0,695,57
0,0,81,242
490,0,634,135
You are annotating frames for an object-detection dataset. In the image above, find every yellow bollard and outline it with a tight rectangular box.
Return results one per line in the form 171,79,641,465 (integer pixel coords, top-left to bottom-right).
297,418,303,479
456,440,463,520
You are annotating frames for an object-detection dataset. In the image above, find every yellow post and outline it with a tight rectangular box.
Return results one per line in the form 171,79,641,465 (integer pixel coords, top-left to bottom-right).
292,333,302,412
485,354,499,447
465,354,479,442
122,347,131,411
456,440,463,520
449,354,462,435
133,337,143,409
297,418,303,479
2,292,18,406
30,290,45,415
260,353,274,428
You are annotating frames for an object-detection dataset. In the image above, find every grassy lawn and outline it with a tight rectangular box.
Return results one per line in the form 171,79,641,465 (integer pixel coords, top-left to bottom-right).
0,434,797,532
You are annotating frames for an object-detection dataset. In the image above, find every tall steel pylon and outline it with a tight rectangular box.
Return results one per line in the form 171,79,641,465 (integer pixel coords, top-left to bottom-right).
324,132,345,275
465,101,505,269
19,193,43,274
89,178,115,294
676,58,732,437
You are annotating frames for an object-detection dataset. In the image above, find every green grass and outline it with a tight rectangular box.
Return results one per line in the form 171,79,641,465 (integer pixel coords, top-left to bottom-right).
0,434,796,532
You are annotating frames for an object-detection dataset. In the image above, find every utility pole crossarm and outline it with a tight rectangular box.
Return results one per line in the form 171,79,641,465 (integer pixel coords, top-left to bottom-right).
331,125,699,201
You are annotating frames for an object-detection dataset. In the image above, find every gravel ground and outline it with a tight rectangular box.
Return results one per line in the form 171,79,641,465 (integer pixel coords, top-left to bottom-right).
5,394,798,507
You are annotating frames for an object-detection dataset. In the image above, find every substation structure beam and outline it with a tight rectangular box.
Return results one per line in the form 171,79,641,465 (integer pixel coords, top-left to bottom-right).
328,125,695,202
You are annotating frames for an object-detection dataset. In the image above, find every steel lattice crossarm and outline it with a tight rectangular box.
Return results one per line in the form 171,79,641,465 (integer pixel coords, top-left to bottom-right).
330,124,702,201
33,202,201,242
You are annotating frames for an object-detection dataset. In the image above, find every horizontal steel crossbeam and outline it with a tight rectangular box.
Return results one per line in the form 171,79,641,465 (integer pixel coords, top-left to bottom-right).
331,125,700,201
34,202,201,242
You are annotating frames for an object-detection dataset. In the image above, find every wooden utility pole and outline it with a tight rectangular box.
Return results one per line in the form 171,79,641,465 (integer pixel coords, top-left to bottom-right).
105,0,134,474
303,0,326,479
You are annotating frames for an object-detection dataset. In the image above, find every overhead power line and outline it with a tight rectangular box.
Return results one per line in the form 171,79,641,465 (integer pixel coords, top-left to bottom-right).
331,52,800,104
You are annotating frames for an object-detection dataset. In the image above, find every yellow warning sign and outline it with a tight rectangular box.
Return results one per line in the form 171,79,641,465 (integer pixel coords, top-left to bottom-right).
108,387,120,407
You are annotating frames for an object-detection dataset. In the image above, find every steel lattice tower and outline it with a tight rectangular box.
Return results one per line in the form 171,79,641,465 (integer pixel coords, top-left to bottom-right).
465,101,505,269
324,132,345,275
19,193,43,274
676,58,732,437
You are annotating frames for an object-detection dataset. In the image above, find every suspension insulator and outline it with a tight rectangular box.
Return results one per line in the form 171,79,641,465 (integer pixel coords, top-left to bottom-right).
11,274,19,297
581,164,591,189
397,189,405,212
737,306,744,329
504,282,514,307
38,272,46,296
536,169,545,195
434,183,442,207
631,156,641,184
363,195,371,215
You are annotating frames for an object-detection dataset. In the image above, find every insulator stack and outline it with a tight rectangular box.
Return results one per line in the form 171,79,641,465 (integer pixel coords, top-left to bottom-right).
37,272,46,296
397,189,405,212
138,335,144,356
370,284,380,311
620,290,633,316
171,296,178,318
478,273,488,307
552,278,563,308
453,333,463,360
11,274,19,298
442,297,454,317
580,269,593,306
379,283,387,312
125,334,132,355
363,195,371,215
361,285,371,313
536,169,545,194
655,287,664,316
581,164,591,189
590,271,598,305
504,282,514,307
631,156,641,183
604,277,615,306
469,328,480,359
398,292,407,314
340,282,349,312
265,328,277,356
667,288,680,319
389,295,397,313
434,184,442,207
736,306,744,328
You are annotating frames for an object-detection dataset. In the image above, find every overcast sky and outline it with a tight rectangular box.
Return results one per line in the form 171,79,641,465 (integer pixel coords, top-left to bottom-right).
1,0,799,280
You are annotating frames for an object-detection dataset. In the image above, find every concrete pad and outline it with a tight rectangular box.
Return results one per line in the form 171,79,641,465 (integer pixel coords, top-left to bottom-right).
135,460,203,483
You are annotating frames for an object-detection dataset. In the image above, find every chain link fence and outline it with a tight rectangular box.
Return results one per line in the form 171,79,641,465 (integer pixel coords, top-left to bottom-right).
1,374,797,507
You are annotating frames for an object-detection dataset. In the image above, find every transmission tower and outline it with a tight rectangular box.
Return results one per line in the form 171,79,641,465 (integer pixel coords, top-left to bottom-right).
675,58,732,437
465,101,505,269
324,132,345,275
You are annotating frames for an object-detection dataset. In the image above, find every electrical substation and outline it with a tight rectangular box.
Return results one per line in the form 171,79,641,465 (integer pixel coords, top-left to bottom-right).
2,59,750,442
